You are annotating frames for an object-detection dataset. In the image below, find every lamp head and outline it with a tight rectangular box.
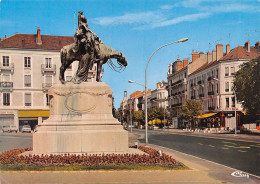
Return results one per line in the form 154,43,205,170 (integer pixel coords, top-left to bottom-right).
177,38,189,43
128,80,135,83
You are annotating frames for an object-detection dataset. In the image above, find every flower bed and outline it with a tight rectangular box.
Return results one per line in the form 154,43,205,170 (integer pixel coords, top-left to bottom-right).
0,146,185,170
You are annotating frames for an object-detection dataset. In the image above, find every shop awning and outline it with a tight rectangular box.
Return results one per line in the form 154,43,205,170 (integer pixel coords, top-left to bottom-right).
196,113,217,119
18,110,50,118
148,119,167,125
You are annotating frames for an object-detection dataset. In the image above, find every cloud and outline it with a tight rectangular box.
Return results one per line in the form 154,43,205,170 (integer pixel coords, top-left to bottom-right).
92,11,166,26
150,13,211,29
92,0,259,30
199,3,258,13
160,5,174,10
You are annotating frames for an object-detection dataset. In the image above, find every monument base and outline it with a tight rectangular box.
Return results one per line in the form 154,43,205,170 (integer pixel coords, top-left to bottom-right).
33,82,129,154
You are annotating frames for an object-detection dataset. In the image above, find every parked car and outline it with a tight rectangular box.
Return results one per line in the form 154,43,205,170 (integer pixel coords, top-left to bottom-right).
2,125,18,133
21,125,31,133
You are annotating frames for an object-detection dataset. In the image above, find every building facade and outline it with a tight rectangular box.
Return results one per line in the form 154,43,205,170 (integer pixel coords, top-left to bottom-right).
187,41,260,129
167,57,189,127
0,28,101,131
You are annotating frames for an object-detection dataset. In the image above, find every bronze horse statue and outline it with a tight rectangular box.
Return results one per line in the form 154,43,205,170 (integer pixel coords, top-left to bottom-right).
59,43,127,83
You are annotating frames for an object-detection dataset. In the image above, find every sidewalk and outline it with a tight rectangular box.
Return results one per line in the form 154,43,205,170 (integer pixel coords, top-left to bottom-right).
0,133,259,183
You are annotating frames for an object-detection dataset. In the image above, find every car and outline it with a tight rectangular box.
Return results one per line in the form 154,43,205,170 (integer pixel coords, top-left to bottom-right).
2,125,18,133
21,125,31,133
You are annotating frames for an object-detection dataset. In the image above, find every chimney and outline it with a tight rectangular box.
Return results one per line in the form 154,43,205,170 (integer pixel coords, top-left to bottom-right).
157,82,160,89
207,52,212,63
124,90,127,97
212,49,216,61
192,51,199,62
226,44,230,54
183,58,189,67
255,41,260,52
176,57,183,71
36,27,42,45
216,44,223,61
244,41,250,52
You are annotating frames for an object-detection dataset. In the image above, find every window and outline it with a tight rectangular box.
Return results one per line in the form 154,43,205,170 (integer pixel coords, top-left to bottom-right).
231,66,235,75
24,75,31,87
216,83,219,93
216,69,218,79
226,98,229,108
232,96,235,107
225,82,229,92
45,58,52,68
225,67,229,76
45,75,52,85
3,93,10,106
24,57,31,68
46,94,50,106
25,93,31,106
3,56,9,66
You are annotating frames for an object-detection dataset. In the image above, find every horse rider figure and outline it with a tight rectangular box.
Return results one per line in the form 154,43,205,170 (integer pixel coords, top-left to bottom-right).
72,11,103,82
75,11,102,62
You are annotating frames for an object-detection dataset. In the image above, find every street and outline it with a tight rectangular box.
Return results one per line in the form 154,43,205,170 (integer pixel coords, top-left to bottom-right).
134,129,260,176
0,133,32,153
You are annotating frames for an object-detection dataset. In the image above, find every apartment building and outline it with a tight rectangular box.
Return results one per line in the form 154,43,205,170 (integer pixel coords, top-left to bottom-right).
0,28,101,131
147,81,168,109
167,57,189,127
188,41,260,129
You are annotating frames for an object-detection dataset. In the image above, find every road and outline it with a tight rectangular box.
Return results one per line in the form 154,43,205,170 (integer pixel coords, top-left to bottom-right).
0,130,259,177
0,133,32,153
134,129,260,176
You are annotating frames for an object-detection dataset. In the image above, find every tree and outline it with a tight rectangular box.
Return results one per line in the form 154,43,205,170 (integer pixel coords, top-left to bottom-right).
178,100,203,126
148,107,164,122
133,110,145,125
114,110,121,121
233,57,260,115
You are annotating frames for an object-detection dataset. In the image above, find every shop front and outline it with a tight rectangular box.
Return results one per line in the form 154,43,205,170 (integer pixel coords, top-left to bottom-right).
18,110,50,131
0,110,19,130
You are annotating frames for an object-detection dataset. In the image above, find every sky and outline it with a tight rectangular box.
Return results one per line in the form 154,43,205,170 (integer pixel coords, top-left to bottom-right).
0,0,259,108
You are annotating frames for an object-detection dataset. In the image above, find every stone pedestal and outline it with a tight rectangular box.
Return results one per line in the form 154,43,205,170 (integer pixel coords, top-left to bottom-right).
33,82,128,154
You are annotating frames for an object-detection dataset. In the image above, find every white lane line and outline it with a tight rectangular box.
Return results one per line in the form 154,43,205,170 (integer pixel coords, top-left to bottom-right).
149,143,260,179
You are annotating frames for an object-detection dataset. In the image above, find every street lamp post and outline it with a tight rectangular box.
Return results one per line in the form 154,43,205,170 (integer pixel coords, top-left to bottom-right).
129,38,188,144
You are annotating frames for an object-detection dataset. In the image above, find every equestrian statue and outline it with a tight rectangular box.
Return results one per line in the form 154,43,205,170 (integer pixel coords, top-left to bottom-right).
59,11,127,84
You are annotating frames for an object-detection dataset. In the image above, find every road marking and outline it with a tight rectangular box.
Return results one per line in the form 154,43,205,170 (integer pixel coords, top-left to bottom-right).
222,147,229,149
208,145,215,147
149,143,260,179
237,150,247,153
224,145,251,149
152,130,260,143
223,141,237,145
198,143,203,145
250,145,260,148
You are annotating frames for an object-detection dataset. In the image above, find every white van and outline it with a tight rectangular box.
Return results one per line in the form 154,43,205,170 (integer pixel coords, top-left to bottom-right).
2,125,18,133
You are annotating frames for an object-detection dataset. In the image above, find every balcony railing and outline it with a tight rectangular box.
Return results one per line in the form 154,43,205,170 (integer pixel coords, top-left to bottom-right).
191,96,196,99
41,64,56,74
0,63,14,72
207,76,212,81
208,91,214,95
199,94,204,98
0,82,13,91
